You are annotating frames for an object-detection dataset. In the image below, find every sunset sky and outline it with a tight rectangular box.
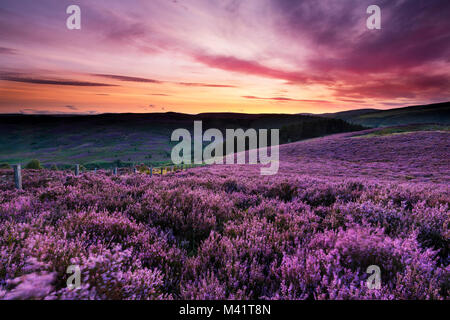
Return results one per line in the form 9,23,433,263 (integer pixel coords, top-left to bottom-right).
0,0,449,114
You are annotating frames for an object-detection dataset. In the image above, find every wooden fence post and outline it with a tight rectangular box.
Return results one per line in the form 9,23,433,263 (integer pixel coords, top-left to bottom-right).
113,167,118,175
75,164,80,176
150,166,153,177
94,168,97,173
133,167,137,174
13,164,22,190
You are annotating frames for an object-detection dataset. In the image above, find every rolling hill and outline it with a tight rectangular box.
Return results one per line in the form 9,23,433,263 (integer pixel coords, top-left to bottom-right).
323,101,450,127
1,101,448,167
0,113,363,168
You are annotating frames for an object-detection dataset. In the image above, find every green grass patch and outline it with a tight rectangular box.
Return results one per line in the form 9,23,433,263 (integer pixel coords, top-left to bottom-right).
353,124,450,138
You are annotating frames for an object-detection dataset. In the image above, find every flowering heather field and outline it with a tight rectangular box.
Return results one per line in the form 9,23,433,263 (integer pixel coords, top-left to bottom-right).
0,130,448,300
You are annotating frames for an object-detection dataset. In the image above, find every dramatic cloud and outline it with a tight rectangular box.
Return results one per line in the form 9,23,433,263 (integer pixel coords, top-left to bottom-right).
0,0,449,113
272,0,450,76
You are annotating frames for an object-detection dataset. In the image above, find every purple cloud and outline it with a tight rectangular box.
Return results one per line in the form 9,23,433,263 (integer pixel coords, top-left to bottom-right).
242,96,331,103
94,74,162,84
1,74,117,87
0,47,17,54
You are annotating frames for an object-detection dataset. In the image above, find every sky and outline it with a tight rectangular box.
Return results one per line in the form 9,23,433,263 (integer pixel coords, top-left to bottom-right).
0,0,449,115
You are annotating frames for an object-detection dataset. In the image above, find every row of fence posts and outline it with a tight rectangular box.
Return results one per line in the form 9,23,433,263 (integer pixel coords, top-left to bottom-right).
73,164,194,177
11,163,206,190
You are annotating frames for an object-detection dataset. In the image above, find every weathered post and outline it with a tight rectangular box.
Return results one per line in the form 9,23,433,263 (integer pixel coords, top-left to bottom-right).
13,164,22,190
150,166,153,177
75,164,80,176
161,167,163,176
113,167,118,175
133,167,137,174
94,168,97,173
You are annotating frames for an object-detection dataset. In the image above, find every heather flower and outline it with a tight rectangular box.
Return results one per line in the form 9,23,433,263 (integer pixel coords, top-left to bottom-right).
0,130,448,299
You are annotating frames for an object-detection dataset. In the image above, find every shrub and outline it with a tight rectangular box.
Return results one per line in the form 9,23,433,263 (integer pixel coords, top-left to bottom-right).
25,159,42,170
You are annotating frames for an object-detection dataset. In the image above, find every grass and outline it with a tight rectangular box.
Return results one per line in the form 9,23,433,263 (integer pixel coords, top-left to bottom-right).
353,124,450,138
0,113,368,169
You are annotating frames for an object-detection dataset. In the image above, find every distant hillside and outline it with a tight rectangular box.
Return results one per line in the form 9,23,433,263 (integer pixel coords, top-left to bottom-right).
321,109,380,121
3,101,447,167
0,113,364,168
324,101,450,127
279,119,364,144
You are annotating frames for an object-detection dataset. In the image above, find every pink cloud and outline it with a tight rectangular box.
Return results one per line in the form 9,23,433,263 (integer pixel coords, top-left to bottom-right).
194,54,330,84
242,96,331,103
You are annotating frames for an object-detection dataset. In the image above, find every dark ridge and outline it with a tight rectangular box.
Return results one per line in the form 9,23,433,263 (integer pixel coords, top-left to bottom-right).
323,101,450,127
